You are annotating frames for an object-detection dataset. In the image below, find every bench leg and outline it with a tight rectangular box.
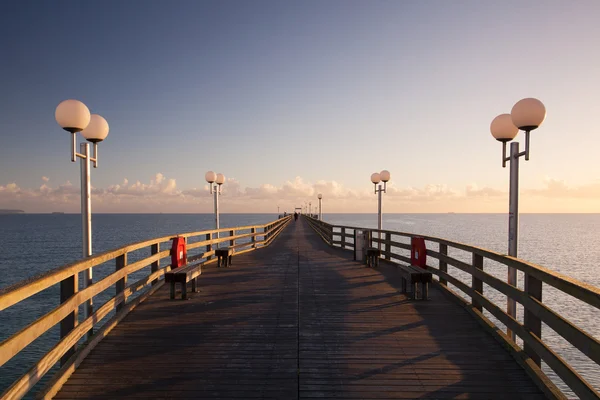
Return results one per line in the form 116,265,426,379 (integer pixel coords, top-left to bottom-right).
191,278,197,293
228,254,232,267
401,277,407,293
181,282,187,300
423,282,429,300
170,282,176,300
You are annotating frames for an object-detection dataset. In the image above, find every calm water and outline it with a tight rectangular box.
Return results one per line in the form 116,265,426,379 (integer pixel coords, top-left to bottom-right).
1,213,599,398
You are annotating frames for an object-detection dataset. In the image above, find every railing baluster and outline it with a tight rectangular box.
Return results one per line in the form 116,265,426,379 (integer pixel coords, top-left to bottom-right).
525,273,543,366
151,243,160,286
439,243,448,286
229,229,235,249
472,253,483,312
116,253,128,312
59,274,78,366
385,232,391,260
341,227,346,249
206,233,213,260
251,227,256,248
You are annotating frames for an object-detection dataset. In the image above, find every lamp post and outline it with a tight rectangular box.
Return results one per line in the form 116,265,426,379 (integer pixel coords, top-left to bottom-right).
490,98,546,342
55,99,110,331
371,170,391,250
309,202,312,217
205,171,225,245
317,193,323,220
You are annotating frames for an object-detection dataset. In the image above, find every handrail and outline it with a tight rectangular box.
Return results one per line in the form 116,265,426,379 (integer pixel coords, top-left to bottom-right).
0,215,292,400
303,215,600,400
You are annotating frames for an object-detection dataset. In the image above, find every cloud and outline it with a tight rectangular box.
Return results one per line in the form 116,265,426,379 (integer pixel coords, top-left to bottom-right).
465,184,504,198
525,177,600,199
42,176,49,182
1,174,598,213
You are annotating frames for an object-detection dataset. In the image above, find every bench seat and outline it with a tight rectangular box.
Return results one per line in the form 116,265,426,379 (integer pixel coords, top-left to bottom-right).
397,264,432,300
164,261,202,300
366,247,381,268
215,248,233,268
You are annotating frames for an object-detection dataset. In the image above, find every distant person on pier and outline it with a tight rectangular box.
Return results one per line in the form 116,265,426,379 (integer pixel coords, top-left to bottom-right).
294,212,298,221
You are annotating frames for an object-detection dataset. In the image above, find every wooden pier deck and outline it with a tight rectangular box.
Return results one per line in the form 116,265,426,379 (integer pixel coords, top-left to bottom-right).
54,219,544,399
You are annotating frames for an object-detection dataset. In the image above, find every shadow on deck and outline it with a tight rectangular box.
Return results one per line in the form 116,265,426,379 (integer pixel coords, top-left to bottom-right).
55,219,544,399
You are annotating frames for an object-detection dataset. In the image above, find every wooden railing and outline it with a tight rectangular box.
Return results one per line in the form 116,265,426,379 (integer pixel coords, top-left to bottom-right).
304,216,600,400
0,215,292,400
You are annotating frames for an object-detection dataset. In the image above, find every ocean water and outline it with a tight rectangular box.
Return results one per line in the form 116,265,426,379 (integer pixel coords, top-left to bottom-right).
0,213,599,398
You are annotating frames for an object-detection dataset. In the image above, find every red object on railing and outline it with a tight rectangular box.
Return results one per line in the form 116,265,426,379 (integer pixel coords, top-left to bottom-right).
411,237,427,269
171,237,187,268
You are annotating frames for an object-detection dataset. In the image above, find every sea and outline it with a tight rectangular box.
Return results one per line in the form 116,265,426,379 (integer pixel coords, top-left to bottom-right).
1,213,599,398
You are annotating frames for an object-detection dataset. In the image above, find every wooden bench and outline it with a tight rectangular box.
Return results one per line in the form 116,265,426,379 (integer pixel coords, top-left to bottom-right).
366,247,380,268
215,247,233,268
397,264,432,300
164,261,203,300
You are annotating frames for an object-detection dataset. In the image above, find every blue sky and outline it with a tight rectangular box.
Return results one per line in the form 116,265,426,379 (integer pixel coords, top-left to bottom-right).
1,1,600,213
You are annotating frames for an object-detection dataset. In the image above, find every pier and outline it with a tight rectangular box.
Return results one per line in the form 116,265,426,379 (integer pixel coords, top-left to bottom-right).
1,216,599,399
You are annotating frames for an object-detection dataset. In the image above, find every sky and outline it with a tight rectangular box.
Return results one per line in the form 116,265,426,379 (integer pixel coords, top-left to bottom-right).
1,0,600,213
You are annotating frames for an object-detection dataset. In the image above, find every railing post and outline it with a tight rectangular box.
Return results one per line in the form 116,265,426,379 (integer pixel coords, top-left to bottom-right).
206,233,213,260
116,253,128,312
229,229,235,250
524,273,542,366
472,253,483,312
151,243,160,286
341,227,346,249
60,274,78,366
384,232,391,260
251,227,256,249
439,243,448,286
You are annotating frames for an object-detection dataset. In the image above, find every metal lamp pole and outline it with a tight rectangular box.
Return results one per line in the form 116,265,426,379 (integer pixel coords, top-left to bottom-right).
490,98,546,342
317,193,322,220
206,171,225,247
56,100,109,337
309,202,312,217
371,170,391,250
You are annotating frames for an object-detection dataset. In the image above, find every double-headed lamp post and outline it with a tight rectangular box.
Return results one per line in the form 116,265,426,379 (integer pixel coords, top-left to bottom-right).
317,193,323,220
55,99,110,327
371,170,391,249
490,98,546,341
205,171,225,243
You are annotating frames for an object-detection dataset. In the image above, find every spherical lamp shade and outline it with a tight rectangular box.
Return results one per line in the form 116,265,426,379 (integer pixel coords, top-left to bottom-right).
318,194,322,199
490,114,518,142
371,173,381,184
81,114,109,143
216,173,226,185
55,99,91,133
511,98,546,131
205,171,216,183
380,170,391,182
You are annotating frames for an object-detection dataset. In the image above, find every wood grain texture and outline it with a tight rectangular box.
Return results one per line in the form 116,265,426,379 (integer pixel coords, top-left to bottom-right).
52,218,543,400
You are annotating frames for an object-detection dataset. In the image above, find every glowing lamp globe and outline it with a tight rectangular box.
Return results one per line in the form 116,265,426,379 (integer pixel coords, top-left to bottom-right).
511,98,546,131
55,99,91,133
318,194,322,199
205,171,216,183
490,114,518,142
216,173,226,185
371,173,381,184
81,114,109,143
380,170,391,182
